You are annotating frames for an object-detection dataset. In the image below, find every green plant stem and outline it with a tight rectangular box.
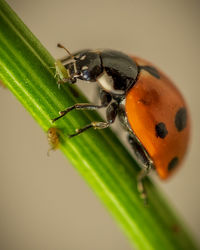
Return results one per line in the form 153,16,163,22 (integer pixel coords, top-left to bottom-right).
0,1,198,249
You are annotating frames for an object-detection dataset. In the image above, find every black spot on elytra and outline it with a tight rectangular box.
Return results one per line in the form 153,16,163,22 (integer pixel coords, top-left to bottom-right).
175,107,187,132
139,65,160,79
155,122,168,138
168,157,179,171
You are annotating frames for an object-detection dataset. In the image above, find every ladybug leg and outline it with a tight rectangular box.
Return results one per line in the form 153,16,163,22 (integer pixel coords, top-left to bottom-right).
69,102,118,138
128,134,153,204
52,103,105,122
137,165,151,204
52,90,111,122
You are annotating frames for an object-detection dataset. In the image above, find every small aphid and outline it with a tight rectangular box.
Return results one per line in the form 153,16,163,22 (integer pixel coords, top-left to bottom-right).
54,43,76,88
54,60,70,88
47,127,60,155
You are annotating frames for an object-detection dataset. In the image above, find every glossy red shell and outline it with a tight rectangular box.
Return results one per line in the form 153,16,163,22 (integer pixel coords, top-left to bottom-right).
125,57,190,179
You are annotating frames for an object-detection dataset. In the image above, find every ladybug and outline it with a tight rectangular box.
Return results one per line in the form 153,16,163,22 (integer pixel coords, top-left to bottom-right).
53,43,190,201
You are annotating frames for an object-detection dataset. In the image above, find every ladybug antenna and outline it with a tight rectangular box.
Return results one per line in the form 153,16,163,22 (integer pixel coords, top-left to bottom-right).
57,43,74,59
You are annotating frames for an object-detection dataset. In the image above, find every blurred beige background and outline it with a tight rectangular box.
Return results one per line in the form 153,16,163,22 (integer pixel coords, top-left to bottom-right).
1,0,200,249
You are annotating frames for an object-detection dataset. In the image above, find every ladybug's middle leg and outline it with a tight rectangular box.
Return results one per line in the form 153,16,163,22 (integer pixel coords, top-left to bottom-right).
137,165,151,205
69,102,118,138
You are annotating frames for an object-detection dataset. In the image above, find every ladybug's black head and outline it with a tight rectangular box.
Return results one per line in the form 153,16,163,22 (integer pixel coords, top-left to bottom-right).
64,51,103,83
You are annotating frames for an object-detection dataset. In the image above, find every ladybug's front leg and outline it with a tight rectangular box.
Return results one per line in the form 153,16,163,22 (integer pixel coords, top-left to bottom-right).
69,102,118,138
52,103,105,122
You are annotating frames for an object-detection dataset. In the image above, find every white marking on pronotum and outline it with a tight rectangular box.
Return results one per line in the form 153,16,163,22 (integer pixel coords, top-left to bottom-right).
97,71,124,95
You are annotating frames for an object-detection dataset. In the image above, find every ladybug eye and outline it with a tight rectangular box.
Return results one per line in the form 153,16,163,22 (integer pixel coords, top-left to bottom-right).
81,66,90,80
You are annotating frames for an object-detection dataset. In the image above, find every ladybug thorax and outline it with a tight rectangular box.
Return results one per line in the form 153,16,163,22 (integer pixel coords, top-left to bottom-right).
64,49,139,96
97,50,138,96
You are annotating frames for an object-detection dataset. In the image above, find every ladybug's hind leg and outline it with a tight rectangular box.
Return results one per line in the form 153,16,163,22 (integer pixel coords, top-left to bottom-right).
137,165,151,205
128,134,153,204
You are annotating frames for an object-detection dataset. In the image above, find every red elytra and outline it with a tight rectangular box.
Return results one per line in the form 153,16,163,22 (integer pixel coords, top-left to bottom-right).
125,57,190,179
